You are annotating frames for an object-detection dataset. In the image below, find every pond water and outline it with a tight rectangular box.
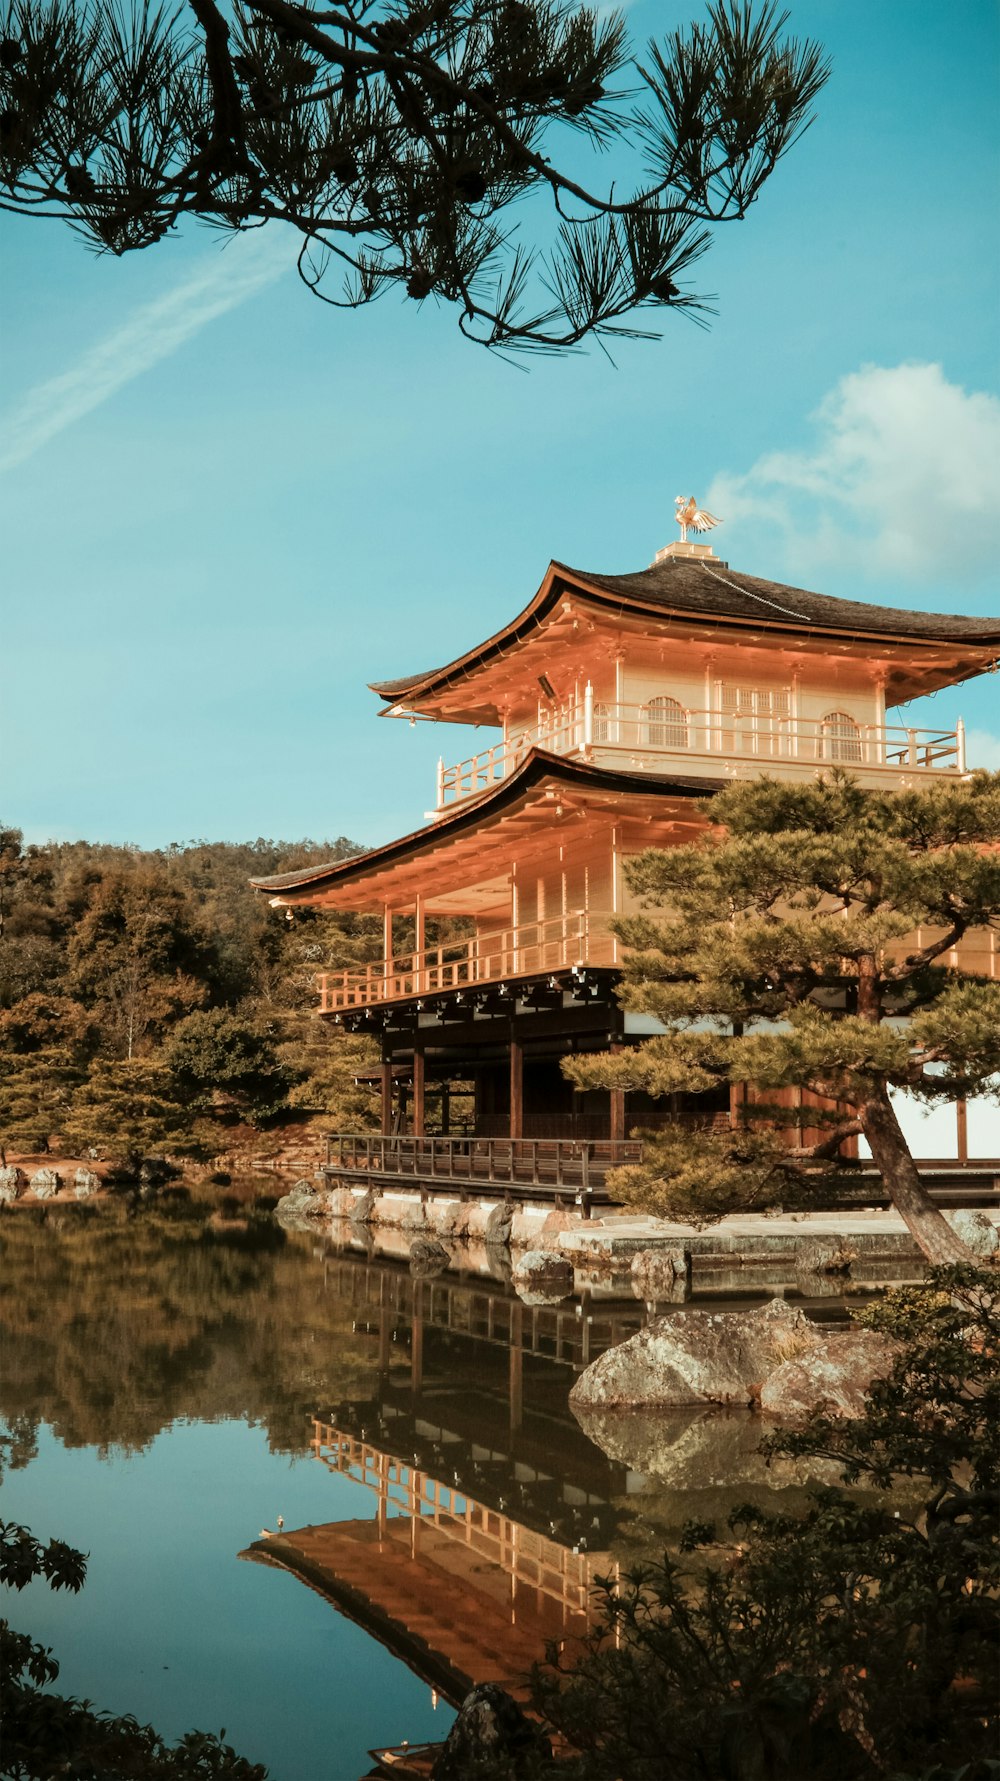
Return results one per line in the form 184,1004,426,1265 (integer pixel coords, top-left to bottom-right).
0,1192,894,1781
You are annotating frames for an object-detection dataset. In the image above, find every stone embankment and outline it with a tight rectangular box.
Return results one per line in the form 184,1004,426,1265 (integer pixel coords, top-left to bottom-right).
274,1176,1000,1275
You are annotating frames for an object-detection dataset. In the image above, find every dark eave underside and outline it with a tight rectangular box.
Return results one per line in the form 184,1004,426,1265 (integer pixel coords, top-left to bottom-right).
250,749,718,896
370,557,1000,702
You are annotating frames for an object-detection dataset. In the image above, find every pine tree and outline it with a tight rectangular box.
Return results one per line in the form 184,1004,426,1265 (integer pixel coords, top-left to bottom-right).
0,1046,84,1154
0,1,829,351
568,771,1000,1264
63,1057,198,1168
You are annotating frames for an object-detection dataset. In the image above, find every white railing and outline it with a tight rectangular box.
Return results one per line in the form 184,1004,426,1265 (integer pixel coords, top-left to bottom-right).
435,693,965,807
438,699,583,804
318,907,617,1012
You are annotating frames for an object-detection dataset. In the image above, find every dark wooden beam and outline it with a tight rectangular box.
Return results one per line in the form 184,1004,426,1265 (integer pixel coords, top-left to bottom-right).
609,1044,625,1144
412,1034,425,1138
510,1032,523,1141
380,1055,393,1136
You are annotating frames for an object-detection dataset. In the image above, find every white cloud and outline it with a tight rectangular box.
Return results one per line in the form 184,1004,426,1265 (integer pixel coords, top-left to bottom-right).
706,363,1000,587
0,227,290,474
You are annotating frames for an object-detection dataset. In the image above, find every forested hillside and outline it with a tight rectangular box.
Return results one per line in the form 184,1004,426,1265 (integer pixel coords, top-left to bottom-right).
0,827,383,1164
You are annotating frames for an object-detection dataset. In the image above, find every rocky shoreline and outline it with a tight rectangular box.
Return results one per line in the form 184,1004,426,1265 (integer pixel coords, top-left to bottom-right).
274,1175,1000,1274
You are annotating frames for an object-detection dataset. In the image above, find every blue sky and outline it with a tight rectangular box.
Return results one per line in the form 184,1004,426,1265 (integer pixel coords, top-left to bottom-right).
3,0,999,851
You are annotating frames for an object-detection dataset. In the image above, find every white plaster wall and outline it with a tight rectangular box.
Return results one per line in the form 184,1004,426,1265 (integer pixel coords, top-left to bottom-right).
857,1090,1000,1161
967,1094,1000,1158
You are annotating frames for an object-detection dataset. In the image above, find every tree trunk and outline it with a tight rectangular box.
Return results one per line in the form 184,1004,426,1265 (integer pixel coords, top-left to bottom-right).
861,1088,974,1265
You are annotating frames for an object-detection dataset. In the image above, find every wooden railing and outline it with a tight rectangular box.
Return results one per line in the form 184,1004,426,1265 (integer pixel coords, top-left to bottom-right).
318,908,616,1013
311,1421,611,1620
324,1134,642,1200
435,693,965,806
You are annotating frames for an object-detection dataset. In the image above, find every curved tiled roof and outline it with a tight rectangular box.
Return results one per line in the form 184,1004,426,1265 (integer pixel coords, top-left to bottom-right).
370,556,1000,701
250,749,718,896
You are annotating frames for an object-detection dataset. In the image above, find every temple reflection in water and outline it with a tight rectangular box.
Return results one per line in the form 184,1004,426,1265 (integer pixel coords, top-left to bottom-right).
238,1240,652,1775
239,1234,870,1778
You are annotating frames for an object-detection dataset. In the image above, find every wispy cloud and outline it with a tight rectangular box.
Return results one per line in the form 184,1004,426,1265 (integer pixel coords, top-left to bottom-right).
0,228,290,473
707,363,1000,589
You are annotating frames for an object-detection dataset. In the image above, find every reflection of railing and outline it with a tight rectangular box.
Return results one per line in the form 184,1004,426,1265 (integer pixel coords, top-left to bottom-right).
324,1134,642,1201
435,693,965,806
311,1421,611,1624
318,908,616,1012
320,1254,644,1368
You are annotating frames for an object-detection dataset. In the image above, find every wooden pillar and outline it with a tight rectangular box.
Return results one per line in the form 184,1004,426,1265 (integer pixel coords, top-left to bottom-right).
957,1097,968,1164
414,893,426,994
509,1302,523,1431
510,1032,523,1141
380,1054,393,1137
383,904,393,999
410,1282,423,1394
609,1043,625,1144
378,1304,391,1371
441,1082,451,1136
412,1035,425,1138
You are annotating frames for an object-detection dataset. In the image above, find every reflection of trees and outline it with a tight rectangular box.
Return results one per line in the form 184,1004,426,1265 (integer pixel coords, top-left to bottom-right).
0,1203,378,1462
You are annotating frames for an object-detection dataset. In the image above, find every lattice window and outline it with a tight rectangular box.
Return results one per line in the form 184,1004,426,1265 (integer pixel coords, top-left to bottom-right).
719,685,790,756
593,700,610,742
647,695,688,749
720,685,790,721
821,710,863,762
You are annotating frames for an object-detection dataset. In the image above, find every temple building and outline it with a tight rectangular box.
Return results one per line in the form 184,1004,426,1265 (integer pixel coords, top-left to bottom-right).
252,524,1000,1197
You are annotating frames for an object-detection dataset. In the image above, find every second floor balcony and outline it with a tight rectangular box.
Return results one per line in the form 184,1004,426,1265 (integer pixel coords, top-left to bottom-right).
318,907,618,1014
435,690,966,809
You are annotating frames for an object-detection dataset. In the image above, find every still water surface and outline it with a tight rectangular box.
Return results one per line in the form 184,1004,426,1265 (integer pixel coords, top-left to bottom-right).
0,1193,879,1780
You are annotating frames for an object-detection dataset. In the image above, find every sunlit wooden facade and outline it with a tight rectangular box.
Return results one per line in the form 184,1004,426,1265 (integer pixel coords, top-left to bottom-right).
252,538,1000,1168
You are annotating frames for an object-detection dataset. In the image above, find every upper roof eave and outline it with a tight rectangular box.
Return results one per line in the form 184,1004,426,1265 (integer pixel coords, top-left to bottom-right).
249,748,718,900
367,558,1000,708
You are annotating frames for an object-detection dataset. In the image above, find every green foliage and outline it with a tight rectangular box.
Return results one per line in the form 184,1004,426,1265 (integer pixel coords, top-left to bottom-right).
0,830,376,1161
0,1046,85,1154
281,1024,380,1128
165,1008,296,1125
0,1,829,351
1,1521,268,1779
568,773,1000,1255
605,1125,795,1223
62,1057,203,1168
530,1267,1000,1781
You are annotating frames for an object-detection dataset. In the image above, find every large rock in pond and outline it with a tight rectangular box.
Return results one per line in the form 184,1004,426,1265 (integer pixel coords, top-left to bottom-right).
484,1201,513,1248
760,1328,898,1423
73,1168,102,1199
0,1165,27,1202
512,1249,574,1305
431,1683,552,1781
275,1178,326,1220
946,1209,999,1259
795,1237,857,1276
570,1298,818,1411
631,1246,690,1305
408,1236,451,1278
347,1186,379,1224
328,1185,364,1219
30,1167,62,1199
